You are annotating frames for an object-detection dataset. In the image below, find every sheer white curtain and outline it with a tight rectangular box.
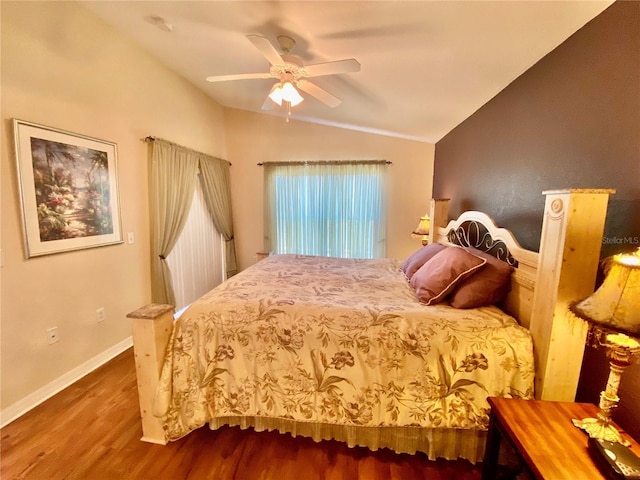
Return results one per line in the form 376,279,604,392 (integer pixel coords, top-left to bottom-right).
264,161,387,259
166,177,225,312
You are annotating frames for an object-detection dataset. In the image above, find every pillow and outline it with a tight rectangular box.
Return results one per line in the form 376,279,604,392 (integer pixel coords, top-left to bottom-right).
410,247,486,306
449,247,514,309
401,243,448,279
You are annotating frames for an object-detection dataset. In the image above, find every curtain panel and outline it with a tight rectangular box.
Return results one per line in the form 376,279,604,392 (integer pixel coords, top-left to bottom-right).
148,137,236,305
263,161,387,259
199,157,237,276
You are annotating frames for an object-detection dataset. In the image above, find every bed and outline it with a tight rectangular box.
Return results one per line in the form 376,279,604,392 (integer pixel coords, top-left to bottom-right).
127,189,614,463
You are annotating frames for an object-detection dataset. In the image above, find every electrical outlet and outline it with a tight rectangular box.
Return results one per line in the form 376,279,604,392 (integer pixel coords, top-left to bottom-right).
96,307,106,323
47,327,59,344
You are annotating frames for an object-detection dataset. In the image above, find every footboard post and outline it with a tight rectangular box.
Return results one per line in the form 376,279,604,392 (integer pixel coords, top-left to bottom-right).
126,304,174,445
530,189,614,401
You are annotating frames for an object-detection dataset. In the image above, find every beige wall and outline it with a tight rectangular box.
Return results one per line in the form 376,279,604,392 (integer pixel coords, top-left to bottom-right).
0,1,226,416
0,1,435,422
224,108,434,271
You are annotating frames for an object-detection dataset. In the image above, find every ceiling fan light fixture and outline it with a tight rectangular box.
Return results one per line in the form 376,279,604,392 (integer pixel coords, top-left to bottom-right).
281,81,304,106
268,82,285,105
269,81,304,107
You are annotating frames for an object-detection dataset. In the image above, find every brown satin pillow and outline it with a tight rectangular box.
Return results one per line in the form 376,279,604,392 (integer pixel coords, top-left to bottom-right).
449,247,514,308
401,243,448,279
410,247,486,306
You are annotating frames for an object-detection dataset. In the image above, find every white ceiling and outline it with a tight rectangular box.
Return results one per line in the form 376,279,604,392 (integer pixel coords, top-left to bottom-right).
81,1,613,143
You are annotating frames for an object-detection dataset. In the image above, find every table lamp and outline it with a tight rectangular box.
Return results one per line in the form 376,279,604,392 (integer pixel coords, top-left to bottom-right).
570,248,640,446
412,214,431,245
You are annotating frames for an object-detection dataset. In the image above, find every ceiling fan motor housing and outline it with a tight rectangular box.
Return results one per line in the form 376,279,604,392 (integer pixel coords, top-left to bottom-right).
270,55,306,83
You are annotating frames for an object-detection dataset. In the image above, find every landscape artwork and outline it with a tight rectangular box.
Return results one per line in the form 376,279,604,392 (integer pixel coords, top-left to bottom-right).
30,137,113,241
14,120,122,257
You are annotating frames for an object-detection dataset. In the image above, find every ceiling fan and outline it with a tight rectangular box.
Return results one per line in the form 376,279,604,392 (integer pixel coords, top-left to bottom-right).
205,34,360,111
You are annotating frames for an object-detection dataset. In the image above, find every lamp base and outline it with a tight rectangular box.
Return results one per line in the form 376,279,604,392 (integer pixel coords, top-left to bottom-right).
571,331,639,447
572,417,631,446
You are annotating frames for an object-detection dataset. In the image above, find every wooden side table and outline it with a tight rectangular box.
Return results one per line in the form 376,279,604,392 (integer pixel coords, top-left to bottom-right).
482,398,640,479
256,251,271,262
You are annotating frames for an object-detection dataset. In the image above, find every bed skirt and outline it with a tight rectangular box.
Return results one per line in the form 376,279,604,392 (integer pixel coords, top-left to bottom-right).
207,416,487,464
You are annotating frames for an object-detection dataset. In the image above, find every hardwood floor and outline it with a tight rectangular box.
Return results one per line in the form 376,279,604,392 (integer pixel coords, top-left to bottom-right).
1,349,482,479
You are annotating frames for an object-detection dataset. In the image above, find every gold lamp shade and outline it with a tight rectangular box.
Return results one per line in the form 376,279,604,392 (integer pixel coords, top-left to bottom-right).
412,214,431,246
413,215,430,235
571,249,640,336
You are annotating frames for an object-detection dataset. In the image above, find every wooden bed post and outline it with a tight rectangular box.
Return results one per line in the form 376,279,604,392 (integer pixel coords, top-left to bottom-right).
530,189,615,401
429,198,450,242
126,304,174,445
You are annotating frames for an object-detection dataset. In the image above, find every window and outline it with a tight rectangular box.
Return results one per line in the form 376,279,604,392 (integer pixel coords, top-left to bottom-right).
264,161,387,259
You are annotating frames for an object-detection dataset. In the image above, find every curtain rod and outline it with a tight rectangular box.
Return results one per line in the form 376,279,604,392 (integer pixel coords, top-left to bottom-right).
257,160,392,166
142,136,231,166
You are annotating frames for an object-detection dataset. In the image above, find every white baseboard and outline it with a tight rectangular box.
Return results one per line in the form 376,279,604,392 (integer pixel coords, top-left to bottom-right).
0,336,133,428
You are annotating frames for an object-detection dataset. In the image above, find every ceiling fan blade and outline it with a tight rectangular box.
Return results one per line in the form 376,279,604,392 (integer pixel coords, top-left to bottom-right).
297,80,342,108
246,34,284,66
303,59,361,78
206,72,273,82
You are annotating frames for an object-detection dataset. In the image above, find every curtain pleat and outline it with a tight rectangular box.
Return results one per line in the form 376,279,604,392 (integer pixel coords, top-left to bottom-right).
198,156,237,277
264,162,387,259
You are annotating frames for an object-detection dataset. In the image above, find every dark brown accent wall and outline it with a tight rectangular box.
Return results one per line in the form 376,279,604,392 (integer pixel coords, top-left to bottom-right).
433,1,640,441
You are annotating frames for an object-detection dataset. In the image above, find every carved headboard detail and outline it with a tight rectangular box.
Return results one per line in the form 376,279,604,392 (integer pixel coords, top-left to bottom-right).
446,220,518,267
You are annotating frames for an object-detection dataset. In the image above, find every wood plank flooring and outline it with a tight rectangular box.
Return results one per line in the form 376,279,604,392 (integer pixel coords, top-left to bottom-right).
1,349,482,479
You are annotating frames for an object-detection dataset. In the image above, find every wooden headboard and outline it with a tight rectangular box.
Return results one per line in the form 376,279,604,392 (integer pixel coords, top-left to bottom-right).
428,189,615,402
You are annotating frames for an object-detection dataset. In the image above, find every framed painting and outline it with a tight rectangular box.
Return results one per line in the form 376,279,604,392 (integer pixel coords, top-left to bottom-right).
13,119,123,258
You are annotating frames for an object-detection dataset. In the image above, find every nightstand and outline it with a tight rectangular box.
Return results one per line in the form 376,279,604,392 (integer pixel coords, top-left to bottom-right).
256,251,270,262
482,398,640,479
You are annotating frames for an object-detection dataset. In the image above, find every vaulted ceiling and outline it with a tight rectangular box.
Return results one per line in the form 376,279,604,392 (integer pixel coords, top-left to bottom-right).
81,1,613,143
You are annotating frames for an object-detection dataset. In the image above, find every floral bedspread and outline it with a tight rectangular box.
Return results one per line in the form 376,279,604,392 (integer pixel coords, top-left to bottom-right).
154,254,534,441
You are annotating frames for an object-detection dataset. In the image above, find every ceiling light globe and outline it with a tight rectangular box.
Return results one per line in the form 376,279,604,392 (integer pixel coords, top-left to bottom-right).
281,82,304,106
